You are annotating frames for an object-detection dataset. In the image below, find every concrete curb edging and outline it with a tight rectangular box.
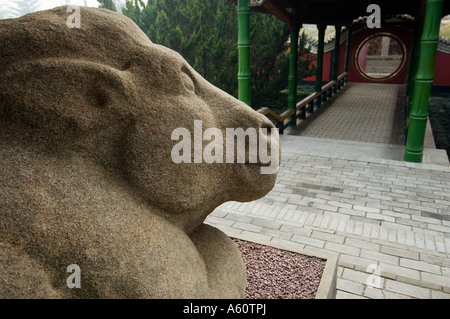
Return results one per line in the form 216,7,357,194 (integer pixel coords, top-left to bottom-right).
228,232,338,299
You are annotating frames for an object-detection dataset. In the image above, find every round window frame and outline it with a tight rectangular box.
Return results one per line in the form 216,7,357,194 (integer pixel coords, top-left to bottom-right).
354,32,407,82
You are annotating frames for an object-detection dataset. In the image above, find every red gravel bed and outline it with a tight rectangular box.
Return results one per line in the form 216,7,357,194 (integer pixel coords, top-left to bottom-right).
233,238,326,299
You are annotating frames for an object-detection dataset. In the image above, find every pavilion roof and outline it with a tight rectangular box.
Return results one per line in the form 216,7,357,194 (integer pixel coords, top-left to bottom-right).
229,0,450,27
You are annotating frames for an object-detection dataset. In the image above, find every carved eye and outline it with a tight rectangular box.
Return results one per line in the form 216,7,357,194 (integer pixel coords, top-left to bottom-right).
181,67,195,92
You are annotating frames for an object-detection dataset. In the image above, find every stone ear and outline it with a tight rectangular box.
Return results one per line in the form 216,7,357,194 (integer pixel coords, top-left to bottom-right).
0,59,135,134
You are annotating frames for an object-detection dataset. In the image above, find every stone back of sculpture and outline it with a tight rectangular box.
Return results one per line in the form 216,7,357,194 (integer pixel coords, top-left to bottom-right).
0,6,278,298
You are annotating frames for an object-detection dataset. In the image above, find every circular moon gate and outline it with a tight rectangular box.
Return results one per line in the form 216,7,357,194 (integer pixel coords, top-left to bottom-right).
355,32,407,82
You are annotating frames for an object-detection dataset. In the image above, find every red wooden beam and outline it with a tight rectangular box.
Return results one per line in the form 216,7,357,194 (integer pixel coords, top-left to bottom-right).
262,0,299,30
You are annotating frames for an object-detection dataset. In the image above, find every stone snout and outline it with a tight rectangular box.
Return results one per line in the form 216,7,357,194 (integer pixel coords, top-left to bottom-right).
171,120,280,175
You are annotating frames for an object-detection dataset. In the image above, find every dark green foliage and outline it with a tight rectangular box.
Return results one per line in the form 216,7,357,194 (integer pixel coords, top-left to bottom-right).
120,0,314,111
98,0,117,12
429,93,450,160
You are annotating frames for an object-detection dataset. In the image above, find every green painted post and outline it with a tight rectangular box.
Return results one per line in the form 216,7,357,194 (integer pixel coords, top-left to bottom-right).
237,0,251,106
404,0,444,162
403,20,422,139
406,21,422,118
332,25,341,82
315,25,326,107
332,25,342,93
288,25,300,125
344,27,352,74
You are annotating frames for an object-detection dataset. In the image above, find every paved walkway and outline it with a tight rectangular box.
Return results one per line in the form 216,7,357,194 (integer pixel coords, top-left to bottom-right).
286,83,405,145
205,83,450,299
286,82,449,165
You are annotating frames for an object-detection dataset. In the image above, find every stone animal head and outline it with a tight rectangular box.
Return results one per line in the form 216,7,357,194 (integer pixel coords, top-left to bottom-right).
0,7,279,298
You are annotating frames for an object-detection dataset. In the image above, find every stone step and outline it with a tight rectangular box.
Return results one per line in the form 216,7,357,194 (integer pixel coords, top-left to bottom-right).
280,135,449,166
208,201,450,254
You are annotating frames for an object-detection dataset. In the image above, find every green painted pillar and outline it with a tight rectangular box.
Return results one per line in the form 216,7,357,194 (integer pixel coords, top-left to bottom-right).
315,24,326,107
404,0,444,162
332,25,342,82
237,0,251,106
406,20,422,118
403,20,422,139
344,27,352,74
288,24,300,124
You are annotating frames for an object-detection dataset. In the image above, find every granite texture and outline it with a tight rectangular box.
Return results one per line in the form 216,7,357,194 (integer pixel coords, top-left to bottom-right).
0,6,278,298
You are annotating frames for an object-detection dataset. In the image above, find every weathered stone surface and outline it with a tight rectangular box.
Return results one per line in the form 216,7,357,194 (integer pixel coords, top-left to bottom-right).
0,6,278,298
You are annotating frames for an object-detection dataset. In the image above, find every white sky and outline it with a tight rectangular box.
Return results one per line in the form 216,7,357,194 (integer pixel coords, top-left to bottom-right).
0,1,127,19
0,0,100,11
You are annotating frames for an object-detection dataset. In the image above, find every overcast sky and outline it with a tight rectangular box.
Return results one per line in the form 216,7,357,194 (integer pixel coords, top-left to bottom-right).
0,0,126,19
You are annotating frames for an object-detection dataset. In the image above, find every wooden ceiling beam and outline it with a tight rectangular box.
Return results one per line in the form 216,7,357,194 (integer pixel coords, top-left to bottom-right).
262,0,299,25
235,0,450,29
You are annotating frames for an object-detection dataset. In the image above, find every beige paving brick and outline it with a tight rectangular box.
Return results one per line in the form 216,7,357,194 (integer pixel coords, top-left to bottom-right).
379,262,421,282
399,258,441,274
325,241,360,256
385,279,431,299
336,290,367,299
205,216,235,227
363,287,384,298
380,245,419,260
353,205,381,214
311,230,345,244
338,254,378,271
336,278,365,296
233,222,262,233
431,290,450,299
240,231,272,243
342,268,385,288
345,237,380,251
251,218,282,230
260,227,292,240
421,272,450,289
291,234,325,248
362,223,373,237
360,250,399,265
338,207,366,217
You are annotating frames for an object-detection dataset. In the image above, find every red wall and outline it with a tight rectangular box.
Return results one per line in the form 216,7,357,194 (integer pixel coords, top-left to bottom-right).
301,26,411,84
302,25,450,87
302,49,333,82
433,51,450,87
347,25,412,84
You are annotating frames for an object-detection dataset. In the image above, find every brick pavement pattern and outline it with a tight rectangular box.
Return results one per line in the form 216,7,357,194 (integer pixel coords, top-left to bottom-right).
205,83,450,299
206,141,450,298
287,83,405,145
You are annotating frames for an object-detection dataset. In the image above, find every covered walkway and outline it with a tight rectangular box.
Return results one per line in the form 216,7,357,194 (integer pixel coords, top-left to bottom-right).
284,82,449,165
286,83,405,145
235,0,450,163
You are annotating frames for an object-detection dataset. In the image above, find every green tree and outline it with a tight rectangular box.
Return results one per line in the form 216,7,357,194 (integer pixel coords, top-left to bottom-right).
122,0,239,95
249,12,290,109
119,0,314,110
98,0,117,12
122,0,146,28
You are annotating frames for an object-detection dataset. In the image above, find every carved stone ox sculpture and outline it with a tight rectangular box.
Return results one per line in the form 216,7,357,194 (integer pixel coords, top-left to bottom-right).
0,6,279,298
